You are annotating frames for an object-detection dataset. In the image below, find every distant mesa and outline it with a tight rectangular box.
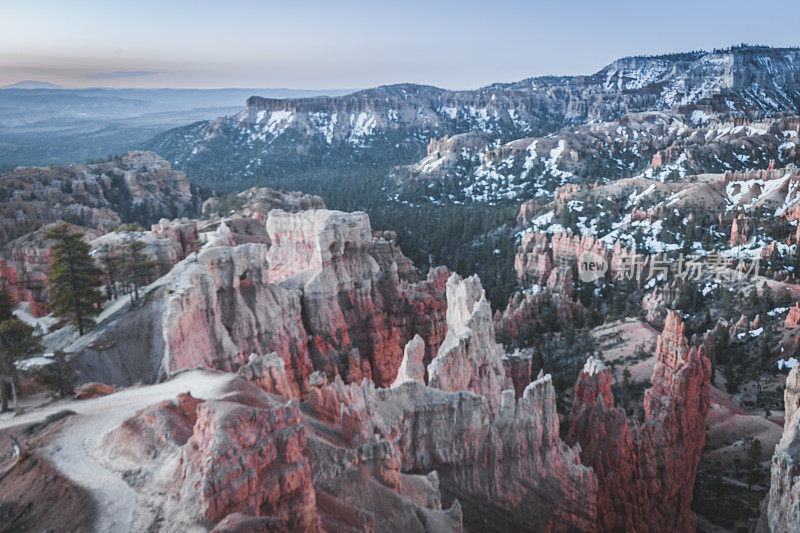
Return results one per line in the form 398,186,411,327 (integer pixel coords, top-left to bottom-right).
1,80,63,89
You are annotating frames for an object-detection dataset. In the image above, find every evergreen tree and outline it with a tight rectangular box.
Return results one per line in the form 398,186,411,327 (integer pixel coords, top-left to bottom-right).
0,286,12,321
121,234,157,304
97,243,122,300
0,317,41,412
46,224,104,335
33,349,76,397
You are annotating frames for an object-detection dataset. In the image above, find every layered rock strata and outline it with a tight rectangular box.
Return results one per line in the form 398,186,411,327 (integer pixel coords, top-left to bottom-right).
567,311,712,532
61,209,448,393
426,274,512,409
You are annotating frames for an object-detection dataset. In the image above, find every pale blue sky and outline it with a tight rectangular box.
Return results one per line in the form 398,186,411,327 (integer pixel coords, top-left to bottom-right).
1,0,798,89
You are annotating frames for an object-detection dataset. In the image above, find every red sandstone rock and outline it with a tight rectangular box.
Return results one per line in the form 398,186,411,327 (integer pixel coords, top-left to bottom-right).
74,382,117,400
516,199,539,225
786,303,800,327
730,313,750,337
69,209,448,396
568,311,711,532
172,396,321,531
209,513,272,533
309,375,597,531
237,352,299,398
0,223,100,316
515,231,552,284
102,393,202,462
493,289,583,345
730,214,753,247
546,264,574,297
502,349,534,397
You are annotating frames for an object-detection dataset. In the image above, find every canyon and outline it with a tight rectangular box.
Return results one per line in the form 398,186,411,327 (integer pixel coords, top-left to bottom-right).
4,43,800,532
1,205,716,532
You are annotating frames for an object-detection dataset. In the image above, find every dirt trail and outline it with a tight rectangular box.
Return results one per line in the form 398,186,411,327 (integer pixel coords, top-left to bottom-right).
2,370,236,533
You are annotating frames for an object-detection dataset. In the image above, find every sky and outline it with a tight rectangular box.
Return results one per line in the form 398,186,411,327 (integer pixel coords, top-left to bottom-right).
1,0,799,90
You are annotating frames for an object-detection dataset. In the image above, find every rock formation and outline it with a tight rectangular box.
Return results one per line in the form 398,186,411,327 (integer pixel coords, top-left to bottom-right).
306,375,597,531
172,395,321,531
0,151,194,246
502,349,534,398
515,231,552,285
786,303,800,327
493,288,582,346
0,223,102,316
642,281,680,328
101,393,201,462
758,366,800,531
567,311,712,532
546,265,574,297
514,227,648,295
74,382,117,400
391,334,426,387
730,214,753,247
61,209,448,394
426,274,512,409
203,186,325,219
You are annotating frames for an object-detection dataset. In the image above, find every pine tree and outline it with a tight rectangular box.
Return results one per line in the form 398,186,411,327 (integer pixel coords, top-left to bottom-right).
0,317,41,412
33,349,75,397
46,223,104,335
0,286,12,321
97,243,122,300
121,234,157,304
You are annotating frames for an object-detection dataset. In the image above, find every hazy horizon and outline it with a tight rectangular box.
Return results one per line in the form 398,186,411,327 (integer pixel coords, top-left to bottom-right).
2,0,800,90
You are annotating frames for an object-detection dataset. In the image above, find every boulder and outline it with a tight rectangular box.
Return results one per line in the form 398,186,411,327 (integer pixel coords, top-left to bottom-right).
74,382,117,400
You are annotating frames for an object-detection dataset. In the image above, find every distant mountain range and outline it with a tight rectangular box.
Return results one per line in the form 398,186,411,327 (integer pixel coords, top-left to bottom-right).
1,80,63,89
0,87,353,170
144,45,800,197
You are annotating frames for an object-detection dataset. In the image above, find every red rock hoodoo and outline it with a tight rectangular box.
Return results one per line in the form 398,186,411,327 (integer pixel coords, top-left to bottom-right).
568,311,712,532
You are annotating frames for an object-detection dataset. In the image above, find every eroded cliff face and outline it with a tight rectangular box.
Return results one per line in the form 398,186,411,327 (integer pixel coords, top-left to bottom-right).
567,311,712,532
759,366,800,531
306,376,597,531
0,151,194,246
84,256,603,532
63,209,448,393
46,207,724,532
0,186,326,316
173,395,321,531
97,375,463,532
427,274,512,410
515,229,646,295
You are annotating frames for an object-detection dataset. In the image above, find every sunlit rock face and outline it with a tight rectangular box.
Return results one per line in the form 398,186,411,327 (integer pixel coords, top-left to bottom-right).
65,209,448,394
568,312,711,532
759,366,800,532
